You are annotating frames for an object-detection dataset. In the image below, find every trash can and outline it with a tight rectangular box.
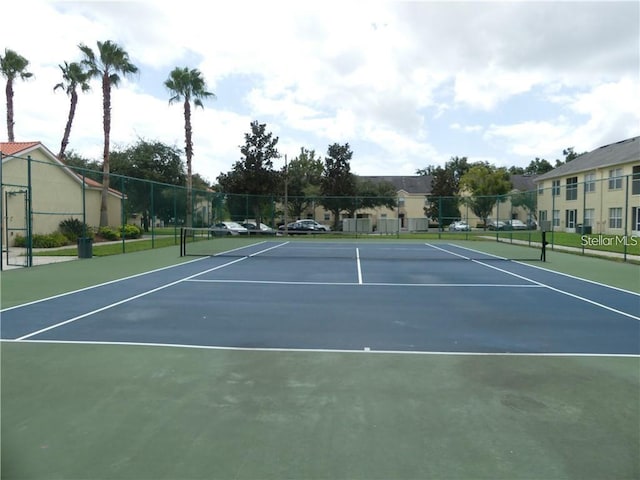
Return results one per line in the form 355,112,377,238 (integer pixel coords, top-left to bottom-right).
77,237,93,258
577,224,592,235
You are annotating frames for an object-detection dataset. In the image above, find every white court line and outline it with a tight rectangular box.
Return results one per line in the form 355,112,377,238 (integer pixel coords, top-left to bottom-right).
0,256,208,313
15,257,248,341
186,278,543,288
247,241,289,257
4,339,638,358
448,243,640,322
356,248,363,284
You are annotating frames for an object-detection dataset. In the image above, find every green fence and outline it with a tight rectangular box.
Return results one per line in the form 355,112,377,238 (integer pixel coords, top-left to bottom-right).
1,152,638,268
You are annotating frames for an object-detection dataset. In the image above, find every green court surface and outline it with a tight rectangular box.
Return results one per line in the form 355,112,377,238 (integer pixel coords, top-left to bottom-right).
1,241,639,479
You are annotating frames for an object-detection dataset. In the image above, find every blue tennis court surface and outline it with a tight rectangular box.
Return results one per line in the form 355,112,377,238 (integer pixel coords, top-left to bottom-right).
1,241,638,355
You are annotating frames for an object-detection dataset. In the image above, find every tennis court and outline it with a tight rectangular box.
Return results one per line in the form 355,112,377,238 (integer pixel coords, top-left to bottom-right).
1,238,639,479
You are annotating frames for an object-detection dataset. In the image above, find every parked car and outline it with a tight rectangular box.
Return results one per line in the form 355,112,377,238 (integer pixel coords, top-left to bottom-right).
487,220,507,230
278,220,330,233
241,222,276,235
506,219,527,230
211,221,248,235
296,219,331,231
526,219,538,230
448,221,471,232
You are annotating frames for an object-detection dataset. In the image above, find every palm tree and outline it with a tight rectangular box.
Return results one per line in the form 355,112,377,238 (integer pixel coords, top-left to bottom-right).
164,67,215,227
78,40,138,226
0,48,33,142
54,61,91,160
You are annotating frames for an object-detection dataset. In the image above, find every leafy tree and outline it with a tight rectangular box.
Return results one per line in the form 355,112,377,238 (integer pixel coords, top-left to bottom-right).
554,147,585,167
164,67,215,227
349,177,397,216
79,40,138,227
459,163,512,228
109,139,187,229
1,48,33,142
525,157,554,174
62,150,102,182
421,156,470,225
510,190,538,223
283,147,323,220
319,143,356,229
217,121,280,224
54,61,91,160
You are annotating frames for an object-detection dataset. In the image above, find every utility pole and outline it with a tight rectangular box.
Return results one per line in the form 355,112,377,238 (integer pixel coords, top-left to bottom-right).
284,154,288,236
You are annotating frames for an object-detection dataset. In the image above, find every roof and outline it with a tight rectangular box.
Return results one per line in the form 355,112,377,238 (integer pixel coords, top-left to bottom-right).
536,136,640,181
1,141,123,197
510,174,537,192
360,175,432,194
0,141,41,156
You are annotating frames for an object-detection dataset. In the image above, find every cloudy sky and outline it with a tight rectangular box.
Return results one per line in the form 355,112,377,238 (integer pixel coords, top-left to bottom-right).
2,1,639,184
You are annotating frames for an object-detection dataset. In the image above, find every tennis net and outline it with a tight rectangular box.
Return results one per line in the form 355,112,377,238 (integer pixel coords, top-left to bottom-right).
179,227,544,262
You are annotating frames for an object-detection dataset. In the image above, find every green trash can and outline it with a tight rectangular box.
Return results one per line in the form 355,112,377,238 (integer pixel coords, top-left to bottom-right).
77,237,93,259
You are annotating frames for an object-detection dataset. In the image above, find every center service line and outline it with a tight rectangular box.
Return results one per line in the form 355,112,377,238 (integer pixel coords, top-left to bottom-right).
356,247,363,284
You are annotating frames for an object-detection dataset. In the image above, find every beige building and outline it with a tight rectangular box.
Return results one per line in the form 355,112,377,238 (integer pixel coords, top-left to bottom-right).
300,176,431,232
535,136,640,235
1,141,123,245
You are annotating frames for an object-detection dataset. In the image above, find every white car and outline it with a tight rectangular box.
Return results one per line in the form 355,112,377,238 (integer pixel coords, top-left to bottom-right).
211,221,248,235
448,221,471,232
507,219,527,230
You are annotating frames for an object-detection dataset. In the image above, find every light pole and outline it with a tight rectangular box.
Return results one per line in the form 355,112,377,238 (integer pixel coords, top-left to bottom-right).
284,154,288,236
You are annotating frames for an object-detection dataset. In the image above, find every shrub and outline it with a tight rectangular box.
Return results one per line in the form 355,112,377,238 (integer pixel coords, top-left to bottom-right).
120,224,142,239
59,217,94,241
98,226,120,241
14,232,69,248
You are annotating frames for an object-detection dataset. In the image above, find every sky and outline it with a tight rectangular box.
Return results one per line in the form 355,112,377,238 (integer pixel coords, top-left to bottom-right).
2,0,639,184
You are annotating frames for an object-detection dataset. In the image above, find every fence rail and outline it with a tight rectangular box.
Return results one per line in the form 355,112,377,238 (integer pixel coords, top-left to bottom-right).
2,152,638,268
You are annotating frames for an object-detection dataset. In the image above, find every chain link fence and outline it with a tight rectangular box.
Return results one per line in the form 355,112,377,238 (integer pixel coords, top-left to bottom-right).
2,152,638,268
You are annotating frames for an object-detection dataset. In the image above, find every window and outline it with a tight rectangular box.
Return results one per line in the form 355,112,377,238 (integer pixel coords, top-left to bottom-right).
538,182,544,195
552,210,560,227
583,208,594,227
584,172,596,193
398,197,405,207
380,213,387,219
633,207,640,231
552,180,560,196
565,209,577,228
633,165,640,195
609,207,622,229
608,168,623,190
566,177,578,200
323,212,330,221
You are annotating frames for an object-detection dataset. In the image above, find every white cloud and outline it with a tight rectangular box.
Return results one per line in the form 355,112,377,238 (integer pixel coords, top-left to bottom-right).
1,0,638,180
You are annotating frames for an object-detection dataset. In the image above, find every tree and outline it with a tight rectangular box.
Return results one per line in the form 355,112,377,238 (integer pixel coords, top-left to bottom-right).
421,156,470,225
349,177,397,216
217,121,280,224
109,139,186,230
1,48,33,142
79,40,138,227
554,147,585,167
54,61,91,160
510,190,538,223
164,67,215,227
283,147,323,220
459,163,512,228
319,143,357,229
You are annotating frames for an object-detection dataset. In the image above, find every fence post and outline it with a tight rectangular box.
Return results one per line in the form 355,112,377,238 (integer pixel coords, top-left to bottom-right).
27,155,33,267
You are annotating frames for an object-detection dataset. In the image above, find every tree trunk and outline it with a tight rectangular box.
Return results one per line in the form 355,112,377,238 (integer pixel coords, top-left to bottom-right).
184,100,193,228
58,89,77,160
99,74,111,227
6,80,14,142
